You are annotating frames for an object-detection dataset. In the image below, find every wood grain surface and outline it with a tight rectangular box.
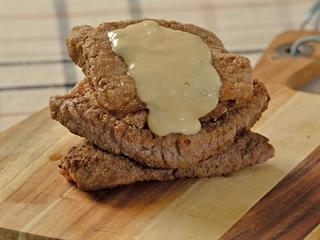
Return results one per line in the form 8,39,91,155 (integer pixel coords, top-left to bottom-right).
221,144,320,239
0,27,320,240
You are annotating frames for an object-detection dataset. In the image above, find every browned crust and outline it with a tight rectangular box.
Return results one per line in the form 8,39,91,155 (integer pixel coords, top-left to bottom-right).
66,19,253,117
58,132,274,191
49,80,269,169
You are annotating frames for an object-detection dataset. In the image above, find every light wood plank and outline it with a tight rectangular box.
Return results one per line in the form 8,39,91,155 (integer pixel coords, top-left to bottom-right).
0,114,30,132
139,0,314,50
0,1,60,62
66,0,131,27
0,88,66,114
0,64,64,87
221,144,320,239
306,224,320,240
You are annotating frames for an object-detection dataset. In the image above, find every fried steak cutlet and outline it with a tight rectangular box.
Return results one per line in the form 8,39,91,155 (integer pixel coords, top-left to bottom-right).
49,80,269,169
66,19,253,117
58,132,274,191
49,19,274,191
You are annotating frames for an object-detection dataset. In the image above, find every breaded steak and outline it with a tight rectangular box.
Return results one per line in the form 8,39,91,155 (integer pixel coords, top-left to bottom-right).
58,132,274,191
66,19,254,117
49,19,274,191
49,80,269,169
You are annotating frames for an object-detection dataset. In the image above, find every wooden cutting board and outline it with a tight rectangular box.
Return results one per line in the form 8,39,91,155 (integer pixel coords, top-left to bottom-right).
1,30,320,240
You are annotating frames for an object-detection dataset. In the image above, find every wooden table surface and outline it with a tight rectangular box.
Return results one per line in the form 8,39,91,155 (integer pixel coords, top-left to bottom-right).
0,0,316,132
1,1,320,239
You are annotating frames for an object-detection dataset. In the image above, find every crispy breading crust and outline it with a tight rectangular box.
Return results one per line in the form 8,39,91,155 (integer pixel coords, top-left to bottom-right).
49,80,269,169
58,132,274,191
66,19,254,117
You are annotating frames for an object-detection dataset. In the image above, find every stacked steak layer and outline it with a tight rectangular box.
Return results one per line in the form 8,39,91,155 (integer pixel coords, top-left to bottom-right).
49,19,274,191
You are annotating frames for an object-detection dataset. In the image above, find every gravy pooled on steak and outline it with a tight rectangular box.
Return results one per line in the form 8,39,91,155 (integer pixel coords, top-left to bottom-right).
108,20,221,136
